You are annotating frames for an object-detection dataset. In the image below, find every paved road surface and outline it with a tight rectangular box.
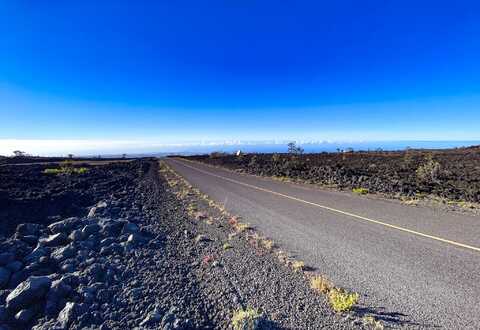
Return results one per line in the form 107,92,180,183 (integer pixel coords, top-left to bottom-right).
165,158,480,329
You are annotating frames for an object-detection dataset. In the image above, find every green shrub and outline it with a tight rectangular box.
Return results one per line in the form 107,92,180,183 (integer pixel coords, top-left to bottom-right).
329,288,359,312
352,187,368,195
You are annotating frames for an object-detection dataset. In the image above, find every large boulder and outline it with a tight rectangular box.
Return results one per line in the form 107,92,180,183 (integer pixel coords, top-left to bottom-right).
56,302,87,329
51,244,77,263
0,253,15,266
48,217,81,234
0,268,11,289
6,276,52,311
0,305,8,322
39,233,69,247
45,278,72,316
101,221,124,237
87,202,108,218
81,224,101,239
121,222,139,235
8,269,30,289
15,306,38,323
6,261,23,273
68,229,83,242
24,247,49,264
18,235,38,246
16,223,41,237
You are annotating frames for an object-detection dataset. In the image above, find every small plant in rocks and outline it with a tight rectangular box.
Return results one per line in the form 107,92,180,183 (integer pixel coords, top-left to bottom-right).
262,239,274,250
292,260,305,272
236,223,252,233
362,315,384,329
310,275,333,294
328,288,359,313
223,243,233,250
231,307,263,330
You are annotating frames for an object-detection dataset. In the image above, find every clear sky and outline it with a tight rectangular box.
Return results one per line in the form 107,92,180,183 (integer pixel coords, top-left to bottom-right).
1,1,479,155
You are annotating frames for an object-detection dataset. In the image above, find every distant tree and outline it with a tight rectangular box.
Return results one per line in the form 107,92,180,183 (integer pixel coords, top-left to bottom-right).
287,142,304,155
13,150,26,157
122,153,127,159
68,154,74,159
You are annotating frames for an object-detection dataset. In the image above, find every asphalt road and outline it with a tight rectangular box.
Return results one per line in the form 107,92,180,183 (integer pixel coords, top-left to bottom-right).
165,158,480,329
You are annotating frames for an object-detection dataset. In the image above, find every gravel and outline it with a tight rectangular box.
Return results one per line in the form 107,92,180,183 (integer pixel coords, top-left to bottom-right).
0,160,365,329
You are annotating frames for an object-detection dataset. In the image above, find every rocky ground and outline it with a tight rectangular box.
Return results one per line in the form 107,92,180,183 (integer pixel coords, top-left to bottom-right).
182,146,480,205
0,160,375,329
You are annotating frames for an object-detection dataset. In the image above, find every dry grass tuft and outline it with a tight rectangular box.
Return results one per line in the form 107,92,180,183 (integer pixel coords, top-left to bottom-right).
231,307,263,330
292,260,305,272
236,222,252,233
310,275,333,294
362,315,384,329
262,239,274,250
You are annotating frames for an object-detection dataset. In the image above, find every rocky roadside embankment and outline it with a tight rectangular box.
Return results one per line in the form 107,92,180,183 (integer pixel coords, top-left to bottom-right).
0,160,376,329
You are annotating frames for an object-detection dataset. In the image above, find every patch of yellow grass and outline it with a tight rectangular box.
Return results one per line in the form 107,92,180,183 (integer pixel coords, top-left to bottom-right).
352,187,368,195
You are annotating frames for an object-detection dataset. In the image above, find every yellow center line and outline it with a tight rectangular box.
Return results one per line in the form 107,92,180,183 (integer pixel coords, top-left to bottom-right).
169,158,480,253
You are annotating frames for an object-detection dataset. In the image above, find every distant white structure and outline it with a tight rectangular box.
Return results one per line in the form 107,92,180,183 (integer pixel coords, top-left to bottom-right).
236,150,243,156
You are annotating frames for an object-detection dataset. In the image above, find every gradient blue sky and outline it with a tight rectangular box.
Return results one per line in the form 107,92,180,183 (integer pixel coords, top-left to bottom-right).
1,1,480,154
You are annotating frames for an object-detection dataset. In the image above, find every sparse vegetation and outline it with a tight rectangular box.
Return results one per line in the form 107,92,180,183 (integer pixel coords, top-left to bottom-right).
271,153,281,163
43,162,89,175
292,260,305,272
262,239,274,250
416,154,442,183
248,155,258,167
223,242,233,250
310,275,333,294
362,315,384,329
352,187,368,195
231,307,263,330
236,222,252,233
184,145,480,204
328,288,359,312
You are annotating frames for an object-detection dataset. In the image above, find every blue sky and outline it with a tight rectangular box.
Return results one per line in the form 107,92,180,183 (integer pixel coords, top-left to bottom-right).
1,1,479,154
